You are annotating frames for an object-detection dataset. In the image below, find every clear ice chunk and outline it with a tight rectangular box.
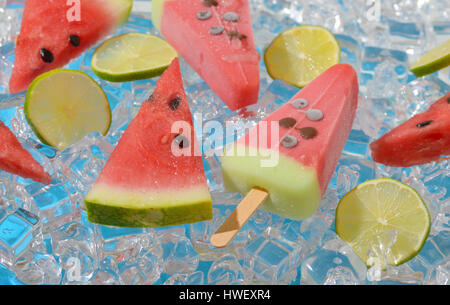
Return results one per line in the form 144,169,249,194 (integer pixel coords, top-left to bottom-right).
0,206,41,267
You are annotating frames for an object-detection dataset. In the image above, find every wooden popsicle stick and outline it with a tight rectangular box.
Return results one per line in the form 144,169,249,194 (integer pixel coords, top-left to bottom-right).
210,187,269,248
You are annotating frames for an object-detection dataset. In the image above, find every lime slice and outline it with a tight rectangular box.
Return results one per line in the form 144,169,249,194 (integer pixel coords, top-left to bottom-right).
264,25,340,88
410,39,450,77
335,178,430,268
91,32,178,82
25,69,111,150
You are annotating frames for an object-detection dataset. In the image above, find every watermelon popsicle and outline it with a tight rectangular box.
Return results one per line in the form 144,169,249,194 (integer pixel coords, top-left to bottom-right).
152,0,260,111
211,64,359,247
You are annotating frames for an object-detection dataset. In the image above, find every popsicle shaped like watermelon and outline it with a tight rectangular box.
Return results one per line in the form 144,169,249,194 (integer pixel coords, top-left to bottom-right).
371,93,450,167
220,64,359,221
0,121,51,184
9,0,132,93
152,0,260,111
85,59,213,228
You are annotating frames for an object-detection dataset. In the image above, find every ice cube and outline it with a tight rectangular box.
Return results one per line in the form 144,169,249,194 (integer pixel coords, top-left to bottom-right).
13,251,61,285
242,226,304,284
0,207,41,267
24,181,80,233
164,270,204,285
51,222,98,284
207,253,244,285
158,227,199,275
301,248,364,285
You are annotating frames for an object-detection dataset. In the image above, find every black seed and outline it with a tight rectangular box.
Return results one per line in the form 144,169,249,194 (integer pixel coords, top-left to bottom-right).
169,97,181,110
447,97,450,104
40,48,54,63
298,127,318,139
279,117,297,128
416,120,433,128
203,0,218,7
174,134,189,149
227,31,247,40
69,35,81,47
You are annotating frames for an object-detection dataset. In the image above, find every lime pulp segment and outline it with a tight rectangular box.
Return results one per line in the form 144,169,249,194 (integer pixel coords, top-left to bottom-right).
91,33,178,82
25,69,111,150
335,178,430,268
264,25,340,88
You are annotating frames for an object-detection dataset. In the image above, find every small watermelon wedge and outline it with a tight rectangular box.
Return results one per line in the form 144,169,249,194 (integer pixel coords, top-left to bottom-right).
152,0,260,111
0,121,51,184
85,59,213,228
9,0,132,93
370,93,450,167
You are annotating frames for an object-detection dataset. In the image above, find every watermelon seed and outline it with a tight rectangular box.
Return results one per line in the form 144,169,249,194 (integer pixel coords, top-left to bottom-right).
209,26,224,35
291,98,308,109
306,109,324,121
203,0,218,7
69,35,81,47
223,12,239,22
281,135,298,148
227,31,247,40
174,134,189,149
416,120,433,128
298,127,318,139
447,97,450,104
40,48,54,63
279,117,297,128
197,10,212,20
169,97,181,110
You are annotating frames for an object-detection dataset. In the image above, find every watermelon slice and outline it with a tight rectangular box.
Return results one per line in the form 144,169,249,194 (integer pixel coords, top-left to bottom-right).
370,93,450,167
0,121,51,184
9,0,132,93
84,59,213,228
152,0,260,111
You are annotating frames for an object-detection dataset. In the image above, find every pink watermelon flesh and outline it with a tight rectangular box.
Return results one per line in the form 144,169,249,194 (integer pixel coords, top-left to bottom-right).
9,0,130,93
0,121,51,184
160,0,260,111
370,92,450,167
85,59,212,228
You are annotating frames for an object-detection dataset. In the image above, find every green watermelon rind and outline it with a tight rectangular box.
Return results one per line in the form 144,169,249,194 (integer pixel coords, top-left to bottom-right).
24,69,112,150
85,198,213,228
